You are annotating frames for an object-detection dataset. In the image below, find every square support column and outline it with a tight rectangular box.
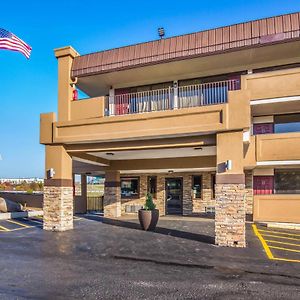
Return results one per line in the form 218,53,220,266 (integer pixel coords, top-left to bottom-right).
215,175,246,247
43,145,73,231
104,170,121,218
215,131,246,247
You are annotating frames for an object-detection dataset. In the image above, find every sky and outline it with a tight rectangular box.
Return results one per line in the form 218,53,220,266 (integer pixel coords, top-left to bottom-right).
1,0,300,178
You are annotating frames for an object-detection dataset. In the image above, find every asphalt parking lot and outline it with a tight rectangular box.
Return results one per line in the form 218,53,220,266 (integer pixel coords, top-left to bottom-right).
0,215,299,299
0,215,81,232
253,224,300,263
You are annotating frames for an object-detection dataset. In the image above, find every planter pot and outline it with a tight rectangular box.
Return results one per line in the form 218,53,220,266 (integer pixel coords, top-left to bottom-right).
138,209,159,231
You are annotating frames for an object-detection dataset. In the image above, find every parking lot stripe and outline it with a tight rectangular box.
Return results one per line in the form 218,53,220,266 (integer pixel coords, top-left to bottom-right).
269,245,300,253
260,233,300,241
259,229,300,237
0,224,10,232
270,257,300,263
6,219,31,228
265,240,300,248
252,224,274,259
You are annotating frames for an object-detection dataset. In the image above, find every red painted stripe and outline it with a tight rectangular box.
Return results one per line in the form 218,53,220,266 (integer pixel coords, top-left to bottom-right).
0,39,31,56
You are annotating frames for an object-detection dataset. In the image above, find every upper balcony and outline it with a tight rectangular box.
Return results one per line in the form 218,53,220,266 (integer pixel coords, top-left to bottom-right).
108,79,238,116
40,77,250,144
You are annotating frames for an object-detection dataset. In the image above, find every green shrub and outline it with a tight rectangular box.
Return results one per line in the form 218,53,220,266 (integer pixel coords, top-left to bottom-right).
144,193,156,210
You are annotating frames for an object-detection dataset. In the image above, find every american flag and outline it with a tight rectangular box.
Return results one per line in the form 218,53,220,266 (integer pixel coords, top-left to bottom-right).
0,28,32,59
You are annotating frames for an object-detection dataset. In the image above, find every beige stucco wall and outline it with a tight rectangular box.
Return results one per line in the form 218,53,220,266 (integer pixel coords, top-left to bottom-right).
71,97,105,121
256,132,300,161
245,67,300,100
254,194,300,223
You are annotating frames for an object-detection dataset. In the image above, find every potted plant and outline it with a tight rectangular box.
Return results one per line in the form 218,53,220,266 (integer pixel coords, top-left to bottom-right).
138,193,159,231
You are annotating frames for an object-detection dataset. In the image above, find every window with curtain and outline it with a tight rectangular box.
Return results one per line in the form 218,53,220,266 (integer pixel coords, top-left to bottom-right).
274,113,300,133
274,169,300,194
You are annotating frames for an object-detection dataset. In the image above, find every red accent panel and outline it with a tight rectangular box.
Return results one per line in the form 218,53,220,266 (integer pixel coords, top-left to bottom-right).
253,123,274,135
253,176,274,195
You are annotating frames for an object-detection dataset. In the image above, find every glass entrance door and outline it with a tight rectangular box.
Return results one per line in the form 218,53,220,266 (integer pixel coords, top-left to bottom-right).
165,178,183,215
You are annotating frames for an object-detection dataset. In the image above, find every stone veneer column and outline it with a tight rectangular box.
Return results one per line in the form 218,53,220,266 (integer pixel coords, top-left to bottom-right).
43,181,74,231
104,170,121,218
215,131,246,247
182,175,192,215
43,145,73,231
215,175,246,247
156,175,166,216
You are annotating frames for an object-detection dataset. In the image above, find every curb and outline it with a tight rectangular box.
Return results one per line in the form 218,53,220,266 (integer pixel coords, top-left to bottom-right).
0,210,43,220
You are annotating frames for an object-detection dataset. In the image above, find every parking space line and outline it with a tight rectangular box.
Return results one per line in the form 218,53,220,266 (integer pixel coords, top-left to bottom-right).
0,224,10,232
252,224,274,260
270,257,300,263
6,219,32,228
259,229,300,237
27,218,43,224
265,240,300,247
10,226,34,231
260,233,300,241
269,245,300,253
253,224,300,264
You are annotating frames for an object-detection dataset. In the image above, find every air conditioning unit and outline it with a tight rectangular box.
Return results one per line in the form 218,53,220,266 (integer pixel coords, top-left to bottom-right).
125,205,143,213
205,206,215,214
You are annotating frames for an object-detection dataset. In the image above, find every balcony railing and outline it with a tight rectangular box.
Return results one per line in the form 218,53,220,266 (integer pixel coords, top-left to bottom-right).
108,79,239,116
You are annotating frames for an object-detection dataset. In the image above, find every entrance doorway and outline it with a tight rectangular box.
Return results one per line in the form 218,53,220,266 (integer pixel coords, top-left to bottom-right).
165,178,183,215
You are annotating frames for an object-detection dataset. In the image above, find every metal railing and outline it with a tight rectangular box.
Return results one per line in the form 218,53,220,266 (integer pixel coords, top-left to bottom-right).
178,79,238,108
108,79,239,116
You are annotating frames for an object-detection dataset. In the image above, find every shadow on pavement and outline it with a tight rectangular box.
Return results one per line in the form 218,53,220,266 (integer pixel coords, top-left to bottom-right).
83,215,215,245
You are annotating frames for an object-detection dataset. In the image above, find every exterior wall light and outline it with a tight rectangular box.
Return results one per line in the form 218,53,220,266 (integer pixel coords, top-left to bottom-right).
225,160,232,171
46,168,55,179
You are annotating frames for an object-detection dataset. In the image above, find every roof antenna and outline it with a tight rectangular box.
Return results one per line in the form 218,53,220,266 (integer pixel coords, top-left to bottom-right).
158,27,165,39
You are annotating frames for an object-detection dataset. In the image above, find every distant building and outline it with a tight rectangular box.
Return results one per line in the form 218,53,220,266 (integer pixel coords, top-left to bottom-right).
0,178,44,184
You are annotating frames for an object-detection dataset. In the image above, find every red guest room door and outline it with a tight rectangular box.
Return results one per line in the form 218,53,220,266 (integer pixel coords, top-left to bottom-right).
253,176,274,195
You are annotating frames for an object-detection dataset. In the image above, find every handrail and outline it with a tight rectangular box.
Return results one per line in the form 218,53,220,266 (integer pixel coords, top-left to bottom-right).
108,79,239,116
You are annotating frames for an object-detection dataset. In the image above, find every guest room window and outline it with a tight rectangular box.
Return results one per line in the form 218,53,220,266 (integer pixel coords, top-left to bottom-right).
274,169,300,194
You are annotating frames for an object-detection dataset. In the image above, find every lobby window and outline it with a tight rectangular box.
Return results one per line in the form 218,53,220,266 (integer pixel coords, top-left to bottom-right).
192,175,202,199
121,177,139,198
274,169,300,194
74,174,82,196
274,113,300,133
147,176,157,198
211,174,216,199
